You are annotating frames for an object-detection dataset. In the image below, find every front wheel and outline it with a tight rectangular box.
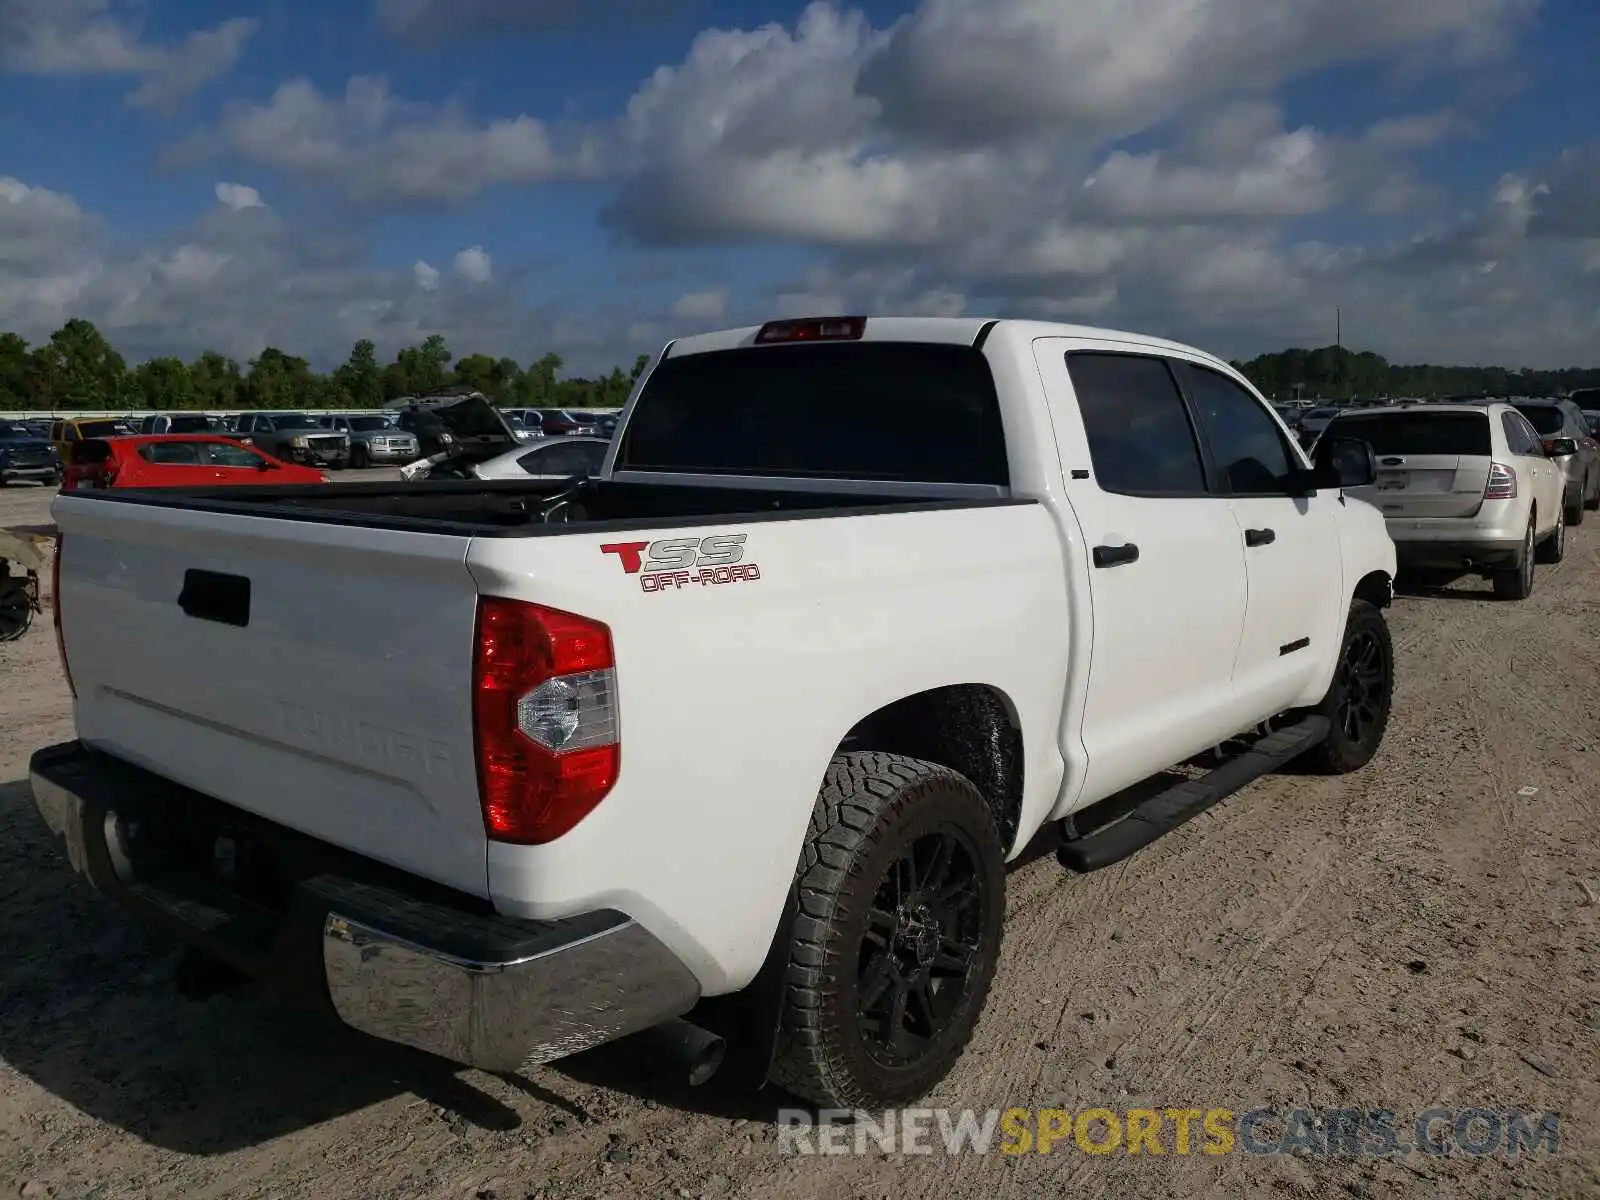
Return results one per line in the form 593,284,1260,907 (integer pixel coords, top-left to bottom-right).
769,752,1005,1109
1298,599,1393,775
1566,487,1585,527
1586,470,1600,511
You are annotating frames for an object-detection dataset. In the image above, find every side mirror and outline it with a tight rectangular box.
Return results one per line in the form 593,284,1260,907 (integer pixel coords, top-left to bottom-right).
1309,436,1376,490
257,458,276,471
1545,437,1578,458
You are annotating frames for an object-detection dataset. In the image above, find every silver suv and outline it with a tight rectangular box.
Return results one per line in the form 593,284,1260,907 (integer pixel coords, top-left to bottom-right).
1327,403,1568,600
318,413,421,468
1508,398,1600,525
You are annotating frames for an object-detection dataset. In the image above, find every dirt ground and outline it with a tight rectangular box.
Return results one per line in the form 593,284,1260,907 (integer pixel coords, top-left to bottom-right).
2,477,1598,1200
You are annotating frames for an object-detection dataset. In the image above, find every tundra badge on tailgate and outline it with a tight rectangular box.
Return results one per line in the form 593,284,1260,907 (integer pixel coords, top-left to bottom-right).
600,534,762,592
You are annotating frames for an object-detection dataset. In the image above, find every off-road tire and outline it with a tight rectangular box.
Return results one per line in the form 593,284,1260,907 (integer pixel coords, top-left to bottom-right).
1298,600,1393,775
1492,517,1536,600
769,752,1005,1109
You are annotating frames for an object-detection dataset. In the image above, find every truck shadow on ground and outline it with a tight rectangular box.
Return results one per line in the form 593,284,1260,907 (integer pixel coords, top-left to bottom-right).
0,770,1205,1151
0,779,619,1154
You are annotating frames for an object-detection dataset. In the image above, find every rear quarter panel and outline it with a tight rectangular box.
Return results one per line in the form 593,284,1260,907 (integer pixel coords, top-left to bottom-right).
468,501,1072,993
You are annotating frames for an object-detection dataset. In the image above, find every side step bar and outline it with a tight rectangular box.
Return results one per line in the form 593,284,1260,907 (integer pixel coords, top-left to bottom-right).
1057,715,1330,873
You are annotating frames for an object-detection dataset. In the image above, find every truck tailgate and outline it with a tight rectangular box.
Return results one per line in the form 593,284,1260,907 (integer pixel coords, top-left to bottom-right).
54,495,491,897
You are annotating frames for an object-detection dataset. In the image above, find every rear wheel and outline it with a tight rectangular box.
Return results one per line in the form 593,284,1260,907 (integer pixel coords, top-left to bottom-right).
1492,517,1536,600
770,753,1005,1109
1536,503,1566,564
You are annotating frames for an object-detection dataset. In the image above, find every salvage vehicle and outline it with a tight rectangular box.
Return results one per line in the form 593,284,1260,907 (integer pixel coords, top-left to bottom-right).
0,527,45,641
33,316,1396,1109
407,435,609,482
136,414,224,435
234,412,351,469
1508,398,1600,524
316,413,421,468
1323,403,1567,600
49,417,121,466
0,419,61,487
60,435,329,491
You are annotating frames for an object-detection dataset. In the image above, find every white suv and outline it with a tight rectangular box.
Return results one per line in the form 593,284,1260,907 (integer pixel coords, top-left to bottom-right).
1327,402,1567,600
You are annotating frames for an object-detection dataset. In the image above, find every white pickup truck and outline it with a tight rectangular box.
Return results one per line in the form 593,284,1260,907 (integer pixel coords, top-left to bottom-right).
33,316,1397,1109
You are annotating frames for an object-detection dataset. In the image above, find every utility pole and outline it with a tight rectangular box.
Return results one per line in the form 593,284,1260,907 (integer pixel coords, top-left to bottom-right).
1335,307,1343,401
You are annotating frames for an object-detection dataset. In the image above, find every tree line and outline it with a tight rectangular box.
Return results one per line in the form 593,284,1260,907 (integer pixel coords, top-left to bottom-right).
0,319,651,412
2,318,1597,413
1230,345,1600,401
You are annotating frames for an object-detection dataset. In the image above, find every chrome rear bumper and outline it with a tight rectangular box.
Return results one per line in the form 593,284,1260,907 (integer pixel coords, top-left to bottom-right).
323,911,699,1072
30,740,699,1073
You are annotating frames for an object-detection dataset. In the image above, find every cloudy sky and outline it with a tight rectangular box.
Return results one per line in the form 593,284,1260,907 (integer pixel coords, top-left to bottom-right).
0,0,1596,374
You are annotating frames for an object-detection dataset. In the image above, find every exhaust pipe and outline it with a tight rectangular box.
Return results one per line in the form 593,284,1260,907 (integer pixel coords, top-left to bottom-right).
626,1018,726,1087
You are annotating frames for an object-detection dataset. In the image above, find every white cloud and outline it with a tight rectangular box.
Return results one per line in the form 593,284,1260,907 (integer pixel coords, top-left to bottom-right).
453,245,492,283
0,0,257,111
213,181,263,211
0,179,671,374
175,76,601,203
857,0,1532,145
669,288,727,321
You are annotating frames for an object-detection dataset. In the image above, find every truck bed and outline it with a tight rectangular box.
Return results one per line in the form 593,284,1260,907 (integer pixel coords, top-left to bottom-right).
71,477,1016,535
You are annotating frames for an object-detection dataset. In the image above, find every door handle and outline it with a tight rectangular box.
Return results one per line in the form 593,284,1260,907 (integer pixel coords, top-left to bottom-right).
1244,528,1276,547
1092,543,1140,568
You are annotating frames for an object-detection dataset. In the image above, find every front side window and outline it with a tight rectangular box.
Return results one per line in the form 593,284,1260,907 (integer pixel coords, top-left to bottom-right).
201,441,265,468
1176,362,1296,494
1066,352,1206,495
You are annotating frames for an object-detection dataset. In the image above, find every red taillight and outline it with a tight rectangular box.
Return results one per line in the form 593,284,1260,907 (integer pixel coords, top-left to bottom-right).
754,315,866,344
472,598,618,845
52,534,75,697
1485,461,1517,500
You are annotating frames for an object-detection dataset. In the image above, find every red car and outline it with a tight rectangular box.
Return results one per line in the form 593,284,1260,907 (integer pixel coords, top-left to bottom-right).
62,434,330,491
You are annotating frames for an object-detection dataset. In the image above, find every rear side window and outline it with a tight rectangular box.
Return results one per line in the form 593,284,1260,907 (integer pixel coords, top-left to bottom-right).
74,420,120,440
1066,353,1206,495
1327,413,1491,456
1512,405,1564,435
618,342,1009,485
139,442,202,465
